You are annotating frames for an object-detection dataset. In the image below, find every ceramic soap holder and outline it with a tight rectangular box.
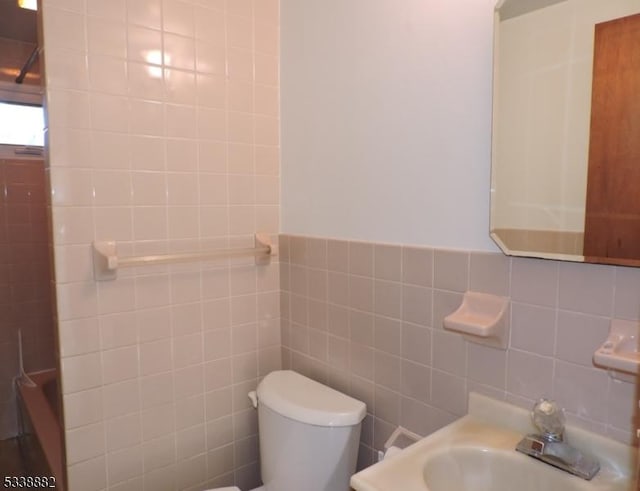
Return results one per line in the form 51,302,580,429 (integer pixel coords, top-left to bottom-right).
443,291,510,349
593,319,640,382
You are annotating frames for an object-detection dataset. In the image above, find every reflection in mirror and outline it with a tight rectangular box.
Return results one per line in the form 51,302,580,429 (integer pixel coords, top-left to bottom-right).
490,0,640,266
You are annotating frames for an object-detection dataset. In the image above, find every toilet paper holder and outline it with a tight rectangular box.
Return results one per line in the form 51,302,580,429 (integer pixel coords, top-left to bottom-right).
377,426,422,462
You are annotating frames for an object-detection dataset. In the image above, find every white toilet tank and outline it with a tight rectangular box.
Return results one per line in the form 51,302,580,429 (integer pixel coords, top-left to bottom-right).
256,370,366,491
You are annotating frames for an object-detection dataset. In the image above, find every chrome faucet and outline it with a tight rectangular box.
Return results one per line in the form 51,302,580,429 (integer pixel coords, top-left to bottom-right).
516,398,600,480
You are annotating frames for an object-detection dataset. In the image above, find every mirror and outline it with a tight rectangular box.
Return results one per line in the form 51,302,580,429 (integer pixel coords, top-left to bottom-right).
490,0,640,266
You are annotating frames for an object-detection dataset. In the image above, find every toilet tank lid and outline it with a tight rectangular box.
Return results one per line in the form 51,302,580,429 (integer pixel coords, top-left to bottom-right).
257,370,366,427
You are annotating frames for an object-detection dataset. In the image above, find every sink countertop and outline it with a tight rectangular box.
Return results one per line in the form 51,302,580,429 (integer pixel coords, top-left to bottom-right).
350,393,638,491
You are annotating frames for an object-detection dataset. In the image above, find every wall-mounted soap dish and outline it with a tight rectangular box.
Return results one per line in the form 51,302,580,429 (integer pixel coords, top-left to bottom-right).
443,291,509,349
593,319,640,382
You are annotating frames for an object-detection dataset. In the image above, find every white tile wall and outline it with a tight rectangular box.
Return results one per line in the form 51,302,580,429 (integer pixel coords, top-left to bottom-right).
41,0,280,489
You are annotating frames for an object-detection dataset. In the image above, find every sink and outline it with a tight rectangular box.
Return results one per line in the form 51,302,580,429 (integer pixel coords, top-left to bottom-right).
423,446,594,491
350,393,637,491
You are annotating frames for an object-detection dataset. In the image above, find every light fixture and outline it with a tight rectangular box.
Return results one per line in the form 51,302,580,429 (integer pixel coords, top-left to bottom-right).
18,0,37,11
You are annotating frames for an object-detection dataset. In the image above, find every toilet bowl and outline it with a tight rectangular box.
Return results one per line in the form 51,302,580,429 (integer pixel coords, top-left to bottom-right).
207,370,366,491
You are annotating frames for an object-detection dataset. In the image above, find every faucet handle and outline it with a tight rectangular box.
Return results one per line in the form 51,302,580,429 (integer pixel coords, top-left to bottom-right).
531,398,565,441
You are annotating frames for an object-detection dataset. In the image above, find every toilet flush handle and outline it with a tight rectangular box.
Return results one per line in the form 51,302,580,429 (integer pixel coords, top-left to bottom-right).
248,390,258,408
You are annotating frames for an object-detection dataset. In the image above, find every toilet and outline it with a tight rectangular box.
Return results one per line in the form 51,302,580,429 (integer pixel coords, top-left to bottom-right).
208,370,366,491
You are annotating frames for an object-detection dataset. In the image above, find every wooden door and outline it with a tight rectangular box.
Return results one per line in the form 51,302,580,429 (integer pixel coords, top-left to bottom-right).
583,13,640,261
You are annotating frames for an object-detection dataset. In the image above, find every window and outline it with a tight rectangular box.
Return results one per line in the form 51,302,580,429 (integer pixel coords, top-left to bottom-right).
0,102,44,147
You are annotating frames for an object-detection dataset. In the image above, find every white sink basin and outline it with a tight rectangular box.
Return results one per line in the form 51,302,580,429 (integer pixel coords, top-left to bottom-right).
350,393,637,491
423,446,594,491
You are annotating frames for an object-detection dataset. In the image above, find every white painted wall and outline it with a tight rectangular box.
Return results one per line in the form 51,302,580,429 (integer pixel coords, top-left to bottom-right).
281,0,498,251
